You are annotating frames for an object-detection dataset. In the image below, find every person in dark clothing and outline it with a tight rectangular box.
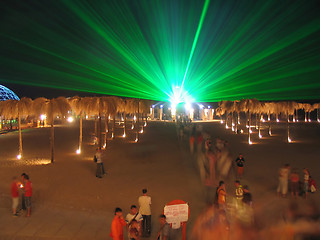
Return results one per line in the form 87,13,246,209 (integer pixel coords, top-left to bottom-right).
235,154,245,179
242,185,252,207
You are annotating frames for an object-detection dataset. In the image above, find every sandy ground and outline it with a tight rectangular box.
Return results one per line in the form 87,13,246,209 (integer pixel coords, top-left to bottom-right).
0,118,319,239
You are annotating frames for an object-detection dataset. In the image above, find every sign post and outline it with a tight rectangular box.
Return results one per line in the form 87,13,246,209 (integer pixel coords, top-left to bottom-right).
164,199,190,240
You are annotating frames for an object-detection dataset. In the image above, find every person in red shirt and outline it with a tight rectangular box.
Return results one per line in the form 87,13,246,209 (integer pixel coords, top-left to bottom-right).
24,175,32,217
110,207,126,240
11,176,19,216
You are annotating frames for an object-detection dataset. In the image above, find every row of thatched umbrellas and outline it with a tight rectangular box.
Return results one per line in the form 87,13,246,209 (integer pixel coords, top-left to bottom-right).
216,99,320,144
0,96,153,162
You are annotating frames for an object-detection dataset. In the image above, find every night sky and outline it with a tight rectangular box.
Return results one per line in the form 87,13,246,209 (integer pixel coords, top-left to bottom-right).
1,0,320,101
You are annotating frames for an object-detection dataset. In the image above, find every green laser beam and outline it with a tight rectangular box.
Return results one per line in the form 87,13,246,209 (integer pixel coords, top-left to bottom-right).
0,0,319,101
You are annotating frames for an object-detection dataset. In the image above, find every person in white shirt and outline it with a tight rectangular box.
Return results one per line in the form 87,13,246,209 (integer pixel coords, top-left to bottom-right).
138,188,151,237
126,205,143,239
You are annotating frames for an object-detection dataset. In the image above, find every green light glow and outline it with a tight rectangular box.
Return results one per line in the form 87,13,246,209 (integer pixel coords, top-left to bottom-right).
0,0,319,101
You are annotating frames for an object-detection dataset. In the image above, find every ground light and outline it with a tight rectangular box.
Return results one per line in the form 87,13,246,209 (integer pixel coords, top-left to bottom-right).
67,116,74,123
17,154,22,160
76,148,81,154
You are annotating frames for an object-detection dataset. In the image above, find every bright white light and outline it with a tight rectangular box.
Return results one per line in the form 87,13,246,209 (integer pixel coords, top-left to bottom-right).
232,126,235,131
160,104,163,108
85,115,88,119
133,116,136,121
293,119,296,122
67,116,74,123
103,143,106,149
112,132,114,138
208,105,211,109
220,120,224,124
17,154,22,160
308,119,311,122
76,149,81,154
240,129,244,133
144,122,147,127
185,102,192,111
259,133,262,138
40,114,46,121
318,119,320,123
276,119,279,122
249,129,253,133
225,125,229,129
140,129,144,133
288,137,292,143
134,138,138,142
131,125,134,129
152,105,155,108
199,104,204,109
122,133,126,138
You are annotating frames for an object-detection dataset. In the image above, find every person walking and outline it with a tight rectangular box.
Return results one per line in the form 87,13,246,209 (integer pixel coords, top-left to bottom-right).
110,207,126,240
277,164,290,198
24,175,32,217
156,214,170,240
138,189,151,237
11,176,19,216
235,154,245,179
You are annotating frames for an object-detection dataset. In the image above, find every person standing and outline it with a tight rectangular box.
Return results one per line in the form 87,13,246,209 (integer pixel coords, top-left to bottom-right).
95,148,104,178
24,175,32,217
156,214,170,240
277,164,290,198
126,205,143,239
138,189,151,237
128,220,141,240
303,168,310,199
11,176,19,216
20,173,27,212
235,154,245,179
189,135,195,155
290,169,299,199
242,185,253,207
110,207,127,240
217,181,227,211
235,180,243,208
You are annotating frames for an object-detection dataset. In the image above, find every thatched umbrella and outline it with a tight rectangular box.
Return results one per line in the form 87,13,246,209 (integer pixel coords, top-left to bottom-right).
49,97,70,162
139,99,153,131
0,98,33,158
300,103,312,122
220,101,233,128
101,96,118,147
246,99,260,144
34,97,70,163
312,103,320,122
68,96,88,153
